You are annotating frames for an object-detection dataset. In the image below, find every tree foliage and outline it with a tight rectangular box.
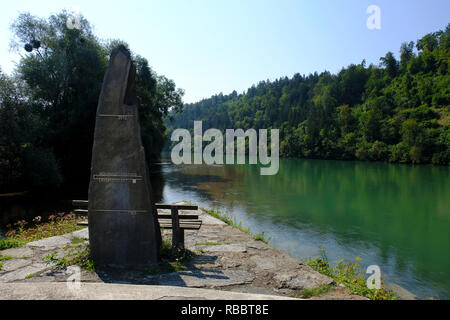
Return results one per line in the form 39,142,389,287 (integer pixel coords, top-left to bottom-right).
0,11,183,192
168,25,450,165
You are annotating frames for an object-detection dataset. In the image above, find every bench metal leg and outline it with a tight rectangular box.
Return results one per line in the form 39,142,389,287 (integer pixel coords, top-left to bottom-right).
178,229,185,250
171,207,182,250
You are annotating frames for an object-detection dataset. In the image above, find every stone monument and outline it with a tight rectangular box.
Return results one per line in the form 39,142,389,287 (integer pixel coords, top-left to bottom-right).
88,46,161,268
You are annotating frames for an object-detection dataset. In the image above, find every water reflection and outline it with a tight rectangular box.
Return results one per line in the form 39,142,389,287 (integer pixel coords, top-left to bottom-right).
1,158,448,299
157,158,450,299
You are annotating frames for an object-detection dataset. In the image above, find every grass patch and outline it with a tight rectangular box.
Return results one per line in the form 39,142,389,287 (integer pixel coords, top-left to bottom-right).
306,248,397,300
71,237,88,245
0,255,14,261
0,263,2,270
253,232,270,244
44,244,95,272
43,238,193,276
2,213,85,249
0,238,24,250
297,284,334,299
195,242,227,246
25,274,34,279
143,239,195,275
200,207,271,245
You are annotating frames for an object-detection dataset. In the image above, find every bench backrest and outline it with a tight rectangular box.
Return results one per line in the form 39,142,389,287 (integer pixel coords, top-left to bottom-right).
72,200,198,211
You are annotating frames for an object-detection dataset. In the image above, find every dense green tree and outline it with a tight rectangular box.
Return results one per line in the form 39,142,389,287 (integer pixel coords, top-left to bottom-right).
0,11,184,192
400,41,415,70
9,12,108,189
380,52,399,78
168,25,450,165
0,70,30,191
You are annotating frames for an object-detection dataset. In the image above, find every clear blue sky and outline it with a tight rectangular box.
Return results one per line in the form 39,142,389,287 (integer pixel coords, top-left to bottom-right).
0,0,449,103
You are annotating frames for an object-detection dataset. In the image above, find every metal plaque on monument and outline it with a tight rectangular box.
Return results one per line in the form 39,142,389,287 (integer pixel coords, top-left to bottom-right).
88,46,161,268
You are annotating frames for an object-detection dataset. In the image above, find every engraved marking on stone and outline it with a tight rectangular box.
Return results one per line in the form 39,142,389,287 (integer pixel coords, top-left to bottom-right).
98,172,137,176
93,172,143,184
98,114,134,120
94,209,148,214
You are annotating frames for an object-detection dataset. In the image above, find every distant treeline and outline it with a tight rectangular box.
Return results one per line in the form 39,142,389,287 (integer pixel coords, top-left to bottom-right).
0,11,184,193
168,25,449,165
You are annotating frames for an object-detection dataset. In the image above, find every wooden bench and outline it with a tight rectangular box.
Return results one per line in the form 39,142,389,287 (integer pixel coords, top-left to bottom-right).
72,200,202,250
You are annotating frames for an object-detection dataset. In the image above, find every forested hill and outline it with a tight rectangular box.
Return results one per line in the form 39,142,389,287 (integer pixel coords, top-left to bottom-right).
168,26,450,165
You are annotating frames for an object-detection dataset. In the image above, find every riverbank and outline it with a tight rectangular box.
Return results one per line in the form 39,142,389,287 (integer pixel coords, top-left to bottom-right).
158,158,449,299
0,203,373,300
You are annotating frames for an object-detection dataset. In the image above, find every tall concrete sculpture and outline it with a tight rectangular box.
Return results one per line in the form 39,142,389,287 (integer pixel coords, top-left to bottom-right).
88,46,161,268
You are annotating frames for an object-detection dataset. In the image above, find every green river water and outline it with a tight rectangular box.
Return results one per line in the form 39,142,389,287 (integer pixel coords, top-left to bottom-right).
157,158,449,299
1,157,448,299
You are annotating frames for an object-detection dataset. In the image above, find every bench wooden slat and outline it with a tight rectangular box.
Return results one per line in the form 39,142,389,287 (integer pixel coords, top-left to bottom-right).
72,200,88,207
160,226,201,230
157,214,198,220
158,219,202,224
155,204,198,210
159,223,202,230
74,209,88,216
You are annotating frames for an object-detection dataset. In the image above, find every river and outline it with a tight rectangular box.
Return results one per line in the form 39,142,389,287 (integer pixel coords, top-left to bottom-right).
1,157,449,299
155,157,450,299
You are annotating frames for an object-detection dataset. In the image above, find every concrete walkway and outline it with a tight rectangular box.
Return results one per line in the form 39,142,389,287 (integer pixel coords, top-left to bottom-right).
0,283,296,300
0,204,365,300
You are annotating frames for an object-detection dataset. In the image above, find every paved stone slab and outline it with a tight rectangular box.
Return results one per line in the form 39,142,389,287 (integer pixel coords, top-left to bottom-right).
310,286,368,300
0,259,32,273
273,267,334,290
199,244,247,253
153,270,255,288
191,254,221,269
25,235,71,250
247,241,270,251
0,207,364,300
227,286,283,297
199,213,227,225
0,247,35,258
0,263,49,283
217,253,247,268
250,255,277,270
64,228,89,240
25,269,103,283
0,283,297,300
